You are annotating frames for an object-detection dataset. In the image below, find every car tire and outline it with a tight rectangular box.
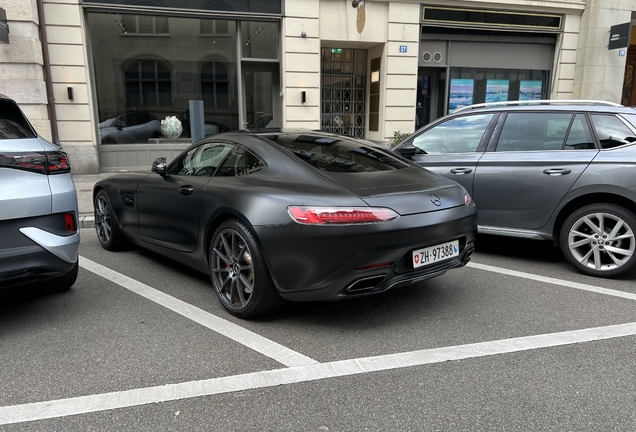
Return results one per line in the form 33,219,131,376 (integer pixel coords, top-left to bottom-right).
210,219,285,318
45,260,79,293
94,190,126,251
560,203,636,278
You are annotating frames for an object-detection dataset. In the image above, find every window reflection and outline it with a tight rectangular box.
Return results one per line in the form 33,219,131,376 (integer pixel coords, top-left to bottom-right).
89,12,241,143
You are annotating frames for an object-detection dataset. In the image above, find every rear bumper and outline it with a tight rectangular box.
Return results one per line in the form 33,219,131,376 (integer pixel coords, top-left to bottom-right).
255,204,477,301
0,215,79,290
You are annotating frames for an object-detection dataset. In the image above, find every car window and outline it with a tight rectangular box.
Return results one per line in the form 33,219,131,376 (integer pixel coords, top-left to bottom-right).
168,142,233,176
0,100,36,139
496,112,573,152
622,113,636,130
564,114,595,150
412,113,493,154
266,134,408,172
215,146,266,177
590,114,636,149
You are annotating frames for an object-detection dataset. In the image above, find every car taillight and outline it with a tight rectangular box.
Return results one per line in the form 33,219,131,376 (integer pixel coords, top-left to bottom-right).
64,212,76,232
0,151,70,174
464,193,475,207
288,206,399,225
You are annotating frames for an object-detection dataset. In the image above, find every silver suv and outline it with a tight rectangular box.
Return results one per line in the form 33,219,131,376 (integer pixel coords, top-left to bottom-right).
394,100,636,278
0,94,80,291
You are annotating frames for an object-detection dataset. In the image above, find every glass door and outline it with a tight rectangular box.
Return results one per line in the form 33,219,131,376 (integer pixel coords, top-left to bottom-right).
416,67,446,129
241,62,280,130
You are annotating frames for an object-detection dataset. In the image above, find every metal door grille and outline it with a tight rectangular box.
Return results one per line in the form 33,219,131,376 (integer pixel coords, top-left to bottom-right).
321,48,367,138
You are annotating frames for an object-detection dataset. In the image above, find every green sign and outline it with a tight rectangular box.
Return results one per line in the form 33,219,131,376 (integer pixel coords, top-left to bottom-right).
330,48,343,54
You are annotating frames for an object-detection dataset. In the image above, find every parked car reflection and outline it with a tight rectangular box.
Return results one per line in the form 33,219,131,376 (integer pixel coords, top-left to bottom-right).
99,112,161,144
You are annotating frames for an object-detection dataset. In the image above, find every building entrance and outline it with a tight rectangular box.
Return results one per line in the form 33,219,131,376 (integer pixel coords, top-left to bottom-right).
416,67,446,129
321,48,367,138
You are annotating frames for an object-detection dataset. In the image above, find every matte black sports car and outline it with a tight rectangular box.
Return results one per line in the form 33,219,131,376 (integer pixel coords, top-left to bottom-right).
93,131,477,317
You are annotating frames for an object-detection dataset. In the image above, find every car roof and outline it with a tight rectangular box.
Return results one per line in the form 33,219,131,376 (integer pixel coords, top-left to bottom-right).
453,100,636,115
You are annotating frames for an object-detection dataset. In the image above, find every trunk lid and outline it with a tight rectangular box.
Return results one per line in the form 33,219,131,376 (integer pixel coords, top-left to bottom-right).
318,167,468,215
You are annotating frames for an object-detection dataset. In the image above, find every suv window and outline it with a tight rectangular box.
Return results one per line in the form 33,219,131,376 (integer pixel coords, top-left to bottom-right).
622,114,636,130
496,112,573,152
412,113,493,154
0,100,36,139
564,114,595,150
590,114,636,149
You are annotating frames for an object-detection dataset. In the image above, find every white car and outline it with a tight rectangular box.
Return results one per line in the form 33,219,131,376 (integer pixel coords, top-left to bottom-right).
0,94,80,291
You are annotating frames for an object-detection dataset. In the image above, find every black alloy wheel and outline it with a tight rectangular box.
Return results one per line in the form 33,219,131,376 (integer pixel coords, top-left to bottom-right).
560,203,636,278
94,190,125,251
210,220,283,318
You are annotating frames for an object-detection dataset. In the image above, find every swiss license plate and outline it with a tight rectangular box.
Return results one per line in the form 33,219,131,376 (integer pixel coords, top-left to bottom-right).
412,240,459,269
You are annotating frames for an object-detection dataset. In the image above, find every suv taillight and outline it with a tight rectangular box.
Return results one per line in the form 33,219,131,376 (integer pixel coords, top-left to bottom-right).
0,151,70,174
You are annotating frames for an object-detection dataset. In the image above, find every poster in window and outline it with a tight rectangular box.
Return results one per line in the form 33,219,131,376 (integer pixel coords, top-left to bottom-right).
486,80,509,103
449,79,474,113
519,80,543,101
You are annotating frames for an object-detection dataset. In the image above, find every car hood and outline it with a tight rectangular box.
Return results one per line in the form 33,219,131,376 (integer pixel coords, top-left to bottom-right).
318,167,467,215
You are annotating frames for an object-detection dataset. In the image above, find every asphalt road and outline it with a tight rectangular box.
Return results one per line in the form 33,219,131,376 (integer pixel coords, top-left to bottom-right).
1,230,636,431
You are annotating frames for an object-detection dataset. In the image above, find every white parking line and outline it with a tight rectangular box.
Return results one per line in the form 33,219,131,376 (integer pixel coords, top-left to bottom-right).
79,257,318,368
468,262,636,301
2,321,636,425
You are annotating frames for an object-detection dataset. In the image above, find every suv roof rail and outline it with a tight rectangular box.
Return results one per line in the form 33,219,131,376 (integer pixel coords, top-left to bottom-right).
453,99,623,113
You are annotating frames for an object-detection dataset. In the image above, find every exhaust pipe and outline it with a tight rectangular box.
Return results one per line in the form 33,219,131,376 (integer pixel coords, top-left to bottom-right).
461,248,474,265
345,275,386,293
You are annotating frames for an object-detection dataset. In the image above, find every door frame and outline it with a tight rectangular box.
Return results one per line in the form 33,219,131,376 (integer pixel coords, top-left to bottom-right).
238,61,280,130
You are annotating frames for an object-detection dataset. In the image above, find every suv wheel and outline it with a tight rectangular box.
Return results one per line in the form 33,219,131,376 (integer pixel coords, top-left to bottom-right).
560,203,636,278
45,260,79,293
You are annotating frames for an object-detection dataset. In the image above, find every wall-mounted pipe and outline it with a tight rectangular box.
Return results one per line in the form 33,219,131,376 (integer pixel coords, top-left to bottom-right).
36,0,60,146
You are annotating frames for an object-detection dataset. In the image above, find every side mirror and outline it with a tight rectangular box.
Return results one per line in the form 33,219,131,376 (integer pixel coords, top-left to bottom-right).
151,157,168,177
396,146,416,159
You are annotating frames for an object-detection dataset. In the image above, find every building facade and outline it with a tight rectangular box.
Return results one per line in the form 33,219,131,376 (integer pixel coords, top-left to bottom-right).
0,0,634,174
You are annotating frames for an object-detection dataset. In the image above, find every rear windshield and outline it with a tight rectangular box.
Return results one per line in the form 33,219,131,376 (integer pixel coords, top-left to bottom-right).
264,134,409,172
0,100,36,139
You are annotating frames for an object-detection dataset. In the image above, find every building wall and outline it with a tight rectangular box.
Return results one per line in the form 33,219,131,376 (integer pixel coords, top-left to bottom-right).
0,0,97,173
0,0,49,137
43,0,97,174
573,0,633,101
283,0,321,131
2,0,635,173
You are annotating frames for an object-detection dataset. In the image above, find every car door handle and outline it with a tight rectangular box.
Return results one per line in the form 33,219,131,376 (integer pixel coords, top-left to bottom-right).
178,186,194,195
450,168,473,175
543,168,572,176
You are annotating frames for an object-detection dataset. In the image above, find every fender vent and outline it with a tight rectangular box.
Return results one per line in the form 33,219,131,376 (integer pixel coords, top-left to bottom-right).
120,190,136,209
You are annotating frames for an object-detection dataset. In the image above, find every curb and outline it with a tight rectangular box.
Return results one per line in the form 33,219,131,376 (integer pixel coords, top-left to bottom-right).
79,215,95,229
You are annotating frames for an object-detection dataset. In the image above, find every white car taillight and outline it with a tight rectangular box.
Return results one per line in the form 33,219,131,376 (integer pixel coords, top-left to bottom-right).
0,151,70,174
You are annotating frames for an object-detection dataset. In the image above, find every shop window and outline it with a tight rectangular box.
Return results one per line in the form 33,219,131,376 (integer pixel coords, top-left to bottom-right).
449,68,549,113
124,60,172,107
121,15,169,35
201,61,230,110
200,19,230,36
241,21,279,60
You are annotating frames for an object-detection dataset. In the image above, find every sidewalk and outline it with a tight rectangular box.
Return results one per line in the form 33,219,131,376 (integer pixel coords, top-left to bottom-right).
73,173,119,229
